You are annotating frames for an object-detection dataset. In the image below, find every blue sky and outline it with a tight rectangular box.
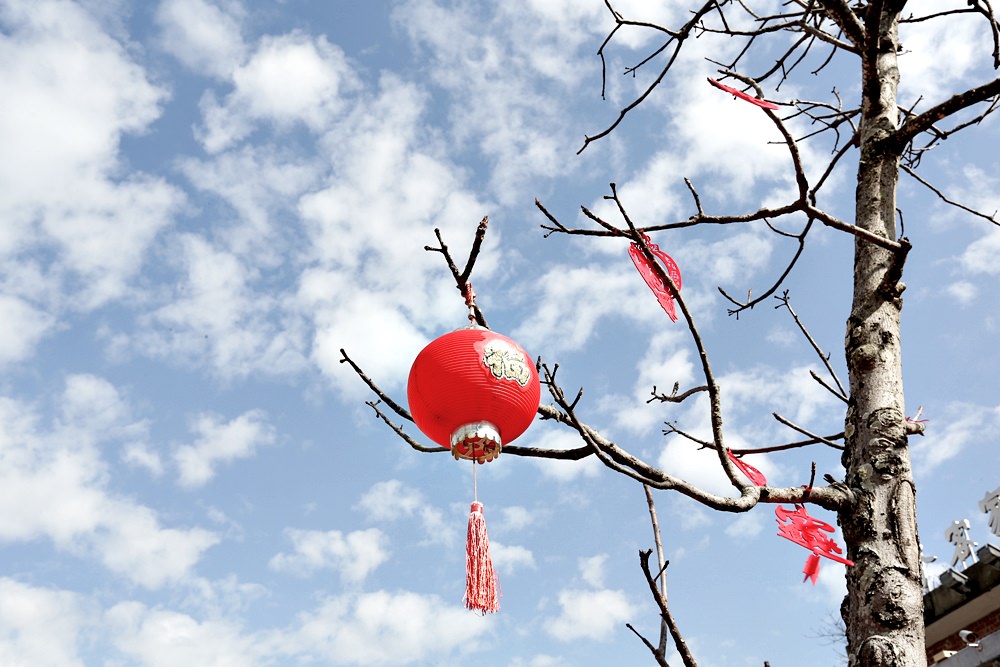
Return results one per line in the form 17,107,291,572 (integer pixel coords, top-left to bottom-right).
1,1,999,665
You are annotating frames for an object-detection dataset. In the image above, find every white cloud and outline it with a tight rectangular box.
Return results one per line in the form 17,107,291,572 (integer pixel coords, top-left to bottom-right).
658,436,739,498
269,528,390,584
134,232,310,378
544,588,634,642
506,656,568,667
721,364,841,432
178,146,321,261
960,228,1000,275
0,0,182,310
816,558,849,606
356,480,456,546
608,329,694,434
0,579,89,667
578,554,609,588
0,294,55,366
198,32,357,152
0,376,218,588
724,511,766,541
109,589,494,667
293,73,497,396
945,280,977,305
523,427,603,483
898,2,993,105
122,443,164,476
309,289,431,398
513,263,653,354
490,541,536,575
356,479,425,521
672,501,713,531
95,504,219,589
911,403,1000,475
544,554,634,642
174,410,276,488
107,601,267,667
287,591,491,665
390,0,593,204
156,0,247,78
498,505,536,532
670,77,794,201
766,325,798,346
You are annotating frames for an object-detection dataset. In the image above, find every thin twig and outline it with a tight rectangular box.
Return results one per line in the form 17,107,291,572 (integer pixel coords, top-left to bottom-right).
340,349,412,421
774,291,848,399
772,412,846,449
901,164,999,227
644,485,670,659
639,549,699,667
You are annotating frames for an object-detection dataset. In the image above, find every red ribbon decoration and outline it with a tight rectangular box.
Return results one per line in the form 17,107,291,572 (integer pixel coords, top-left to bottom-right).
775,505,854,584
628,233,683,322
727,450,767,486
708,77,779,110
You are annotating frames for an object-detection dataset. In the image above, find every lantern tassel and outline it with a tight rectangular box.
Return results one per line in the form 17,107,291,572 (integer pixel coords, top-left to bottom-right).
464,501,500,614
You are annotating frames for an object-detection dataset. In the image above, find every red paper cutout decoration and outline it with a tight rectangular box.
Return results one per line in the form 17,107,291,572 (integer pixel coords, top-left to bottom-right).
628,233,683,322
707,77,780,110
727,449,767,486
775,505,854,584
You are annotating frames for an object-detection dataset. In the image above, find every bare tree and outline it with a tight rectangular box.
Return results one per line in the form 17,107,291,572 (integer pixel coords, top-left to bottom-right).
345,2,1000,666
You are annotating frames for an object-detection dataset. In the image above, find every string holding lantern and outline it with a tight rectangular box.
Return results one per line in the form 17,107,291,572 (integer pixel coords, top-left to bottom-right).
407,283,541,613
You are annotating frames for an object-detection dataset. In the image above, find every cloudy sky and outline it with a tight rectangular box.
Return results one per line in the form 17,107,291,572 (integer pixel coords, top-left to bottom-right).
1,1,999,665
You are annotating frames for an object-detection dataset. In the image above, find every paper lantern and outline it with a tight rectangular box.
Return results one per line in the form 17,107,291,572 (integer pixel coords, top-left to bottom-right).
407,326,540,463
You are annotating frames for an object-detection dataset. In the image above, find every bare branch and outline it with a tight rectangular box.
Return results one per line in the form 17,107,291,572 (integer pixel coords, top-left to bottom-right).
816,0,866,45
901,164,999,227
647,383,709,404
626,623,669,667
543,362,758,508
580,1,721,153
719,218,813,316
365,400,447,454
810,370,850,404
891,76,1000,151
460,216,490,283
639,548,699,667
340,348,412,421
772,412,846,450
643,485,670,660
424,221,491,328
774,291,848,399
729,432,846,455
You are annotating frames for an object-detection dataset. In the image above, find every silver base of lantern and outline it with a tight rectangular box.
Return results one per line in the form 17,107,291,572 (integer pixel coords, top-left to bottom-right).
451,421,501,463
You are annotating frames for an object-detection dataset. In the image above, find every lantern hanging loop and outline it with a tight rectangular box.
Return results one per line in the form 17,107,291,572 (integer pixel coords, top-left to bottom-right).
463,282,479,326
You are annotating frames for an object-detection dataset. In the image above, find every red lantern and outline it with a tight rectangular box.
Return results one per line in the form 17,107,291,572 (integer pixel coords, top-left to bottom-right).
407,326,540,463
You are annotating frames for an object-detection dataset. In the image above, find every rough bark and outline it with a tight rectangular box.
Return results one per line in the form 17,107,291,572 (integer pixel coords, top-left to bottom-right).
841,5,926,667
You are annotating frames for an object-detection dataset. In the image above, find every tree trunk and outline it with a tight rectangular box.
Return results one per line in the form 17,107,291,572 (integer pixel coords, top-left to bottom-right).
841,5,926,667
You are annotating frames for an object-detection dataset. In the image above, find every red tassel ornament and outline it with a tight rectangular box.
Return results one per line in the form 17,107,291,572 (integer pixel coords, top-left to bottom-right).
464,501,500,614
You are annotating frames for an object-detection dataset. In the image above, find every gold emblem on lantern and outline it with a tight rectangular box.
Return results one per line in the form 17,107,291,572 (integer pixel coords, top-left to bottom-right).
482,341,530,386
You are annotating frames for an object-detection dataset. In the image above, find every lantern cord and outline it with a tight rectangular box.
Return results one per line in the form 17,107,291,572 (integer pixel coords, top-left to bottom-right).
472,456,478,503
464,282,477,325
